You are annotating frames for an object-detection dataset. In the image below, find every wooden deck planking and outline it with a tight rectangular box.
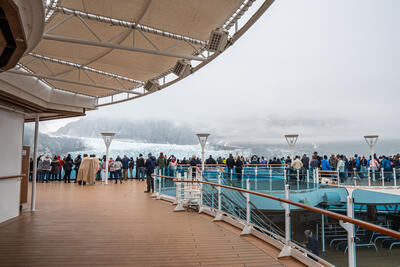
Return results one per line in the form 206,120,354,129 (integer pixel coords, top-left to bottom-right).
0,181,299,267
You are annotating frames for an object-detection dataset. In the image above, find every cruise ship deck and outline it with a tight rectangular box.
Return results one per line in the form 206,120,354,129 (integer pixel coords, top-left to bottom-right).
0,180,303,267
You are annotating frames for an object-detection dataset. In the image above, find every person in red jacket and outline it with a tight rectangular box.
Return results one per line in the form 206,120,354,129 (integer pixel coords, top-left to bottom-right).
57,155,63,181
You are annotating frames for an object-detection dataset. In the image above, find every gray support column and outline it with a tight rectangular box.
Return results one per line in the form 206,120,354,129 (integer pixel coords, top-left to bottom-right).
31,114,39,211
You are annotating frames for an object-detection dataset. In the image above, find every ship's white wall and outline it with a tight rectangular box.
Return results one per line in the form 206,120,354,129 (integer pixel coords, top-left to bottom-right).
0,108,23,223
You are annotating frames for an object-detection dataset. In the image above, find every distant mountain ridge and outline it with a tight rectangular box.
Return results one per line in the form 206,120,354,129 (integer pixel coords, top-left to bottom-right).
55,118,198,145
23,127,86,155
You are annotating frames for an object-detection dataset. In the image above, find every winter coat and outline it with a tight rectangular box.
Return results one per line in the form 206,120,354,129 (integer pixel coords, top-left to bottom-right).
301,156,310,169
381,158,392,170
50,160,60,174
145,156,156,174
206,157,217,165
321,159,332,171
136,157,145,168
310,159,320,169
63,158,73,171
156,156,167,168
121,157,130,169
235,159,243,172
114,161,122,171
291,159,303,170
226,157,235,169
329,157,338,170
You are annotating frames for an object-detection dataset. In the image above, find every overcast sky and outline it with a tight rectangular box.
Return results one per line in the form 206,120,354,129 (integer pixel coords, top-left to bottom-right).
41,0,400,144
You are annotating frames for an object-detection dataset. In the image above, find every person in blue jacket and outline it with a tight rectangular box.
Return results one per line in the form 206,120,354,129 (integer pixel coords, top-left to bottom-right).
321,155,333,171
381,156,392,181
121,155,130,181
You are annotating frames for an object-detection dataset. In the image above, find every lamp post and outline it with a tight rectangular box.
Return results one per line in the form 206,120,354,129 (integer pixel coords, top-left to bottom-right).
101,132,115,185
196,133,210,172
284,134,299,160
364,135,378,181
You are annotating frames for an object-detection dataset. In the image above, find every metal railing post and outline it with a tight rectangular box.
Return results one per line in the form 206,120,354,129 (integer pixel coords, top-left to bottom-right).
174,173,184,211
306,169,310,189
322,213,325,252
394,169,397,187
339,194,356,267
381,169,385,187
157,175,162,200
296,169,300,190
214,172,223,221
198,168,205,214
284,168,287,184
368,168,371,187
255,167,258,191
353,169,357,186
241,178,252,235
278,184,291,257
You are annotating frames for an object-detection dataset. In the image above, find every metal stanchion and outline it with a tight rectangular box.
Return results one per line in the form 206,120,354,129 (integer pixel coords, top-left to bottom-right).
241,178,252,235
278,184,291,257
214,172,223,221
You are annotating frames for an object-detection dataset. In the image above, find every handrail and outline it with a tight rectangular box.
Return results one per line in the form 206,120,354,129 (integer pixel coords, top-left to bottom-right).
175,164,287,167
183,180,400,239
152,174,400,240
0,174,25,181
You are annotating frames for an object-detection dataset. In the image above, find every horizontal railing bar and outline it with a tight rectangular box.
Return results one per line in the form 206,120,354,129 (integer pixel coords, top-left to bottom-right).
0,174,26,181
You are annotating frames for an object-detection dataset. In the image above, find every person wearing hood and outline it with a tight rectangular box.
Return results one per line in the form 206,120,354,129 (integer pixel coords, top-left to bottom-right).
156,152,167,175
63,154,74,183
57,155,63,181
77,154,99,185
50,156,60,181
144,153,156,192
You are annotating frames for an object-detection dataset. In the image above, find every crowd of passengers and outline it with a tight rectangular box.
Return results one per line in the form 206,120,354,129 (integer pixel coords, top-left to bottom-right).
30,151,400,183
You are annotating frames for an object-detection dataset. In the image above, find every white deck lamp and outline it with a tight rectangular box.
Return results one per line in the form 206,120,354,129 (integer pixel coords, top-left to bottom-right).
196,133,210,172
101,132,115,185
364,135,378,167
284,134,299,161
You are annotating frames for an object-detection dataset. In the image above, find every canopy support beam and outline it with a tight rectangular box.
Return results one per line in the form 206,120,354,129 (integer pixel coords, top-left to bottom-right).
42,34,206,61
7,70,143,95
48,6,207,46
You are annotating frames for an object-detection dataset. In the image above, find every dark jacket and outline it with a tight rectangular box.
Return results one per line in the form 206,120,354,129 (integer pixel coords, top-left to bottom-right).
301,156,310,169
145,156,156,174
129,159,135,168
235,159,243,173
121,157,130,169
50,160,60,174
206,157,216,165
189,158,197,167
156,156,167,167
226,157,235,169
63,158,73,171
136,157,145,168
310,159,320,169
